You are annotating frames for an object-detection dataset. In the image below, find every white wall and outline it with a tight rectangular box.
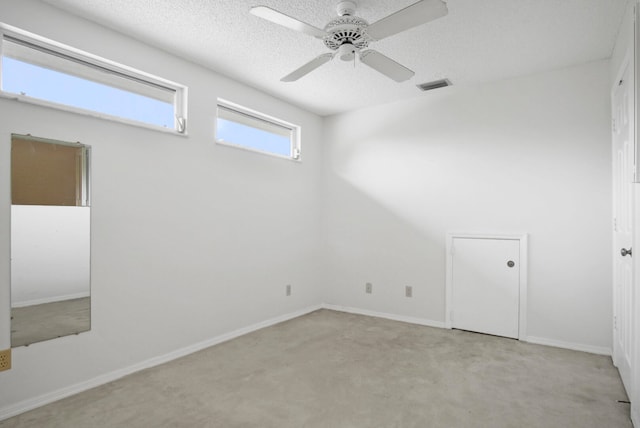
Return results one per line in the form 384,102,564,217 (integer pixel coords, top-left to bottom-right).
0,0,324,414
611,0,635,86
323,60,613,351
11,205,90,306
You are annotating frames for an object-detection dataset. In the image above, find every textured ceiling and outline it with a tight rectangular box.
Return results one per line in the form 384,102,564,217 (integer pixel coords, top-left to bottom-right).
41,0,626,116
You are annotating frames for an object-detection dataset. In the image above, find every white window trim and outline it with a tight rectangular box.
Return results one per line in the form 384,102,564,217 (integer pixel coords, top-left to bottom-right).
216,98,301,162
0,23,188,135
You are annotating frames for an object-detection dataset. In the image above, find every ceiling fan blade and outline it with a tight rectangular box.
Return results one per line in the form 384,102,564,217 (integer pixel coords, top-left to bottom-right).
281,53,335,82
366,0,448,41
250,6,327,39
359,50,414,82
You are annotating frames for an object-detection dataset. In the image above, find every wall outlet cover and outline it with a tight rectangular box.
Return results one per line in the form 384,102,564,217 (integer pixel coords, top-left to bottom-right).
0,349,11,371
366,282,372,294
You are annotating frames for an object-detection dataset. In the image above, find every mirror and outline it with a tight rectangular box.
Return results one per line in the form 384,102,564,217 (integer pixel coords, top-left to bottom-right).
10,134,91,347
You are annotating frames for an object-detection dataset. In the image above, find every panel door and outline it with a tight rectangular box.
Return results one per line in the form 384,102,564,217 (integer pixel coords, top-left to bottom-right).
451,238,520,339
612,57,635,397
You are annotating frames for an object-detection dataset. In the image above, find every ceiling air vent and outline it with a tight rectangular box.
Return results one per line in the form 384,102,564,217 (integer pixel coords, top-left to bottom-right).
417,78,452,91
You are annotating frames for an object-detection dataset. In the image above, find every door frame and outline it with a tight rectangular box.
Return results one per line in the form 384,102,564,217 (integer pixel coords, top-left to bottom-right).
445,232,528,339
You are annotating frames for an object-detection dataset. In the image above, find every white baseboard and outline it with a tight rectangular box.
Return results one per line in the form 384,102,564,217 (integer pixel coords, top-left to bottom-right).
323,305,612,356
0,304,322,422
12,292,90,308
524,335,612,356
322,304,446,329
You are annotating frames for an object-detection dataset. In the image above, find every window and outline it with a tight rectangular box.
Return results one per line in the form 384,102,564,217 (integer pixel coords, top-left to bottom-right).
216,100,300,160
11,134,90,207
0,24,187,133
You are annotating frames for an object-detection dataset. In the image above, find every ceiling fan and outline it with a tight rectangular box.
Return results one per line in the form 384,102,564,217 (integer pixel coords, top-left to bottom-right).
250,0,448,82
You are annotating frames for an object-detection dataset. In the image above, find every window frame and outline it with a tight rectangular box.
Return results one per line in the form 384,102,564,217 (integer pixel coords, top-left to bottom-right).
0,23,188,135
215,99,301,161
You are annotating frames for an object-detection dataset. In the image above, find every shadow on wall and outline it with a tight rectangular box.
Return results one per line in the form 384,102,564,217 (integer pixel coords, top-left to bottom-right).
323,65,612,344
323,173,446,321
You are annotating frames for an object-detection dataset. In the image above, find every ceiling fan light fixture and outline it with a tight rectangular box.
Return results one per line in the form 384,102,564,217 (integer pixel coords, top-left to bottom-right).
338,43,357,61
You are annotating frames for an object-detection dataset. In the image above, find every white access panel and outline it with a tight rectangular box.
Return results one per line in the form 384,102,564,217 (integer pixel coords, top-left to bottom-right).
450,237,520,339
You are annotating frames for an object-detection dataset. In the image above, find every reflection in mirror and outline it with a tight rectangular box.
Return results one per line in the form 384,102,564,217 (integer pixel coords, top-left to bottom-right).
10,134,91,347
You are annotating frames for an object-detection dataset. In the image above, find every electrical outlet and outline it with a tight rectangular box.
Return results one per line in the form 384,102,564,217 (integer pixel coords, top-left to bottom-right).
0,349,11,372
405,286,413,298
365,282,372,294
286,284,291,296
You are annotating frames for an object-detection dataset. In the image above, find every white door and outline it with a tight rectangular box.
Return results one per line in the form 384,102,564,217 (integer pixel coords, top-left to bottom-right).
612,57,635,398
451,237,520,339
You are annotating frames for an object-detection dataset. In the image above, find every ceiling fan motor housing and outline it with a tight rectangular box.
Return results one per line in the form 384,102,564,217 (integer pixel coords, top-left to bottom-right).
323,16,370,53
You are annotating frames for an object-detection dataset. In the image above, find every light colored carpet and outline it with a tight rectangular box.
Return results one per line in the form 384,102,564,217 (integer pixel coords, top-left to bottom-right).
0,309,631,427
11,297,90,347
